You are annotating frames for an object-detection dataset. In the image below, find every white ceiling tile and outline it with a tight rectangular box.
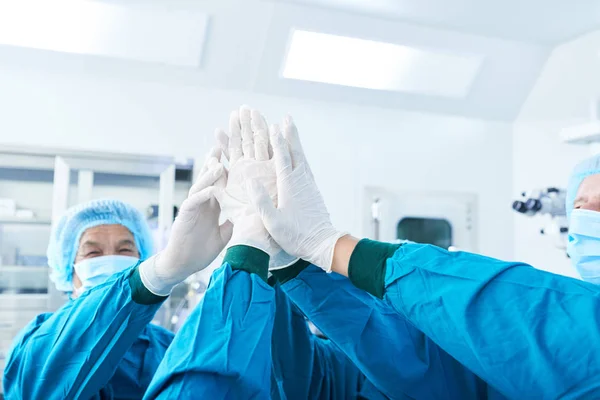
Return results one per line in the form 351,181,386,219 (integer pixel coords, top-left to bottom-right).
283,30,484,98
0,0,209,67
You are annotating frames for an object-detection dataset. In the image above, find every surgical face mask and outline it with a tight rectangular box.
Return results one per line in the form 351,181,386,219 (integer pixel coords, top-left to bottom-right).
567,209,600,284
73,255,139,296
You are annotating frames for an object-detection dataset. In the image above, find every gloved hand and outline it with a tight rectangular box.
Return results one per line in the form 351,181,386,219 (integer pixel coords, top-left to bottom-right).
216,106,297,269
247,116,346,272
216,106,277,224
139,147,233,296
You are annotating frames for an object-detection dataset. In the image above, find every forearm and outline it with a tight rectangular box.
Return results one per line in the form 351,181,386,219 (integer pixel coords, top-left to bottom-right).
276,263,495,400
271,280,367,399
346,239,600,398
143,246,275,400
330,235,360,276
3,264,165,400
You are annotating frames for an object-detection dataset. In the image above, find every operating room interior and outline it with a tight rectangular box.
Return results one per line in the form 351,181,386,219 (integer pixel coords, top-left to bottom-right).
1,0,600,395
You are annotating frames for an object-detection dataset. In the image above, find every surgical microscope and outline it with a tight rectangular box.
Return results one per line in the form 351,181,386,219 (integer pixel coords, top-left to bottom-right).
512,188,568,250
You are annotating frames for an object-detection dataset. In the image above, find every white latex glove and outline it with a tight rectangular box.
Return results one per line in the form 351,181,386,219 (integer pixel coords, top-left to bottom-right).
247,116,346,272
217,106,277,223
139,147,233,296
216,106,297,269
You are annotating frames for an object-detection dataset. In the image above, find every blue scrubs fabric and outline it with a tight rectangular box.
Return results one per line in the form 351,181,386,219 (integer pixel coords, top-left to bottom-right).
384,243,600,399
3,270,171,400
143,264,275,400
283,265,505,400
270,282,382,399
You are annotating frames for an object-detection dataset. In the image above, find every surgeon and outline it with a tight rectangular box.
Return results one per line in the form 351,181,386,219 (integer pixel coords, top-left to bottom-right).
216,109,506,399
247,115,600,399
3,151,234,399
566,155,600,284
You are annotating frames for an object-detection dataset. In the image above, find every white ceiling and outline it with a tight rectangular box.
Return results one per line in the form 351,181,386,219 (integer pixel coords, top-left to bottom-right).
0,0,209,67
1,0,597,121
277,0,600,45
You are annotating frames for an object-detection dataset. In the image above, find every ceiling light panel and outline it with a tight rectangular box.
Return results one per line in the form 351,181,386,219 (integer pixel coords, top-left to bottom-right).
0,0,209,67
282,30,484,98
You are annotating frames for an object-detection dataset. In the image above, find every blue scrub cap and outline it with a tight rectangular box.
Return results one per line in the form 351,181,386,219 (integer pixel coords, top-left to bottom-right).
48,199,154,292
566,154,600,220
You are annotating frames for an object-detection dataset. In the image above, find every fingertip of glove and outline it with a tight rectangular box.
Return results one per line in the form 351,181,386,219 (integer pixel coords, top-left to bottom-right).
250,109,265,122
209,146,221,159
207,156,219,167
239,105,252,120
215,128,228,141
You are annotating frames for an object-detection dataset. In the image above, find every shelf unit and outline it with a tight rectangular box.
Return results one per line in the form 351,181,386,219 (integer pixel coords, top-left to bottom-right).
0,145,195,394
0,217,52,225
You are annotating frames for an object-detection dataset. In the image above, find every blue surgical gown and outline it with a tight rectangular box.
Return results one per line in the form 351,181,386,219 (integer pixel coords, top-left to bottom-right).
349,239,600,399
3,266,173,400
4,247,384,399
143,255,275,399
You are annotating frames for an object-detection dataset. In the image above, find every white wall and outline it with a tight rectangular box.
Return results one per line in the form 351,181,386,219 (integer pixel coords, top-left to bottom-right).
0,55,515,260
513,30,600,276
